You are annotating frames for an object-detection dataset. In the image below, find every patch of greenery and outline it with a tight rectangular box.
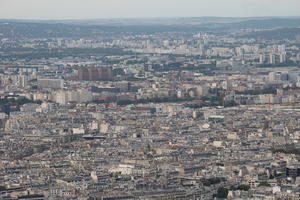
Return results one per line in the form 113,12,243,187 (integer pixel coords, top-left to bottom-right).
258,181,271,187
272,148,300,155
117,97,193,106
230,184,250,191
214,187,229,199
0,97,42,114
201,177,226,186
235,88,277,95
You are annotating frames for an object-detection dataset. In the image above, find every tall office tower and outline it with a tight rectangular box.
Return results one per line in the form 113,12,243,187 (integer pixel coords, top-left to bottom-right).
38,78,64,89
55,89,93,105
99,67,113,80
297,54,300,61
279,53,286,63
78,66,112,81
18,75,29,88
55,90,68,105
235,47,242,57
259,54,265,64
269,54,276,64
163,40,170,47
18,67,38,80
278,44,286,53
287,71,300,82
67,90,79,103
269,72,281,82
78,89,93,103
198,39,205,56
78,68,90,81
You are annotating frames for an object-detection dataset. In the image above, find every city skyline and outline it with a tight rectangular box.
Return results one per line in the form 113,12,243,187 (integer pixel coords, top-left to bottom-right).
2,3,300,199
0,0,300,20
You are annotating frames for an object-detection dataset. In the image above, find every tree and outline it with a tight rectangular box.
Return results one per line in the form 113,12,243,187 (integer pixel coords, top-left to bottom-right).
258,181,271,187
215,187,228,199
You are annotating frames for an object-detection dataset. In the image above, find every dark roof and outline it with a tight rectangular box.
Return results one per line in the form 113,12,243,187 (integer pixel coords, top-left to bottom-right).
18,194,44,199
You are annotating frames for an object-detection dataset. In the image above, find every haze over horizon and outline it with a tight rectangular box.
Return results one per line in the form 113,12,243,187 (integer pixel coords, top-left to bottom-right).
0,0,300,20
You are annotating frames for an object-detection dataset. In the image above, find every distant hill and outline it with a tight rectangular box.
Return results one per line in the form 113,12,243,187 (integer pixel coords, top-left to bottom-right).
238,28,300,40
0,17,300,39
224,18,300,29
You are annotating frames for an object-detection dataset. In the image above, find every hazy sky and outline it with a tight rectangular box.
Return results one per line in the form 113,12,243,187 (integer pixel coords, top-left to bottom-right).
0,0,299,19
